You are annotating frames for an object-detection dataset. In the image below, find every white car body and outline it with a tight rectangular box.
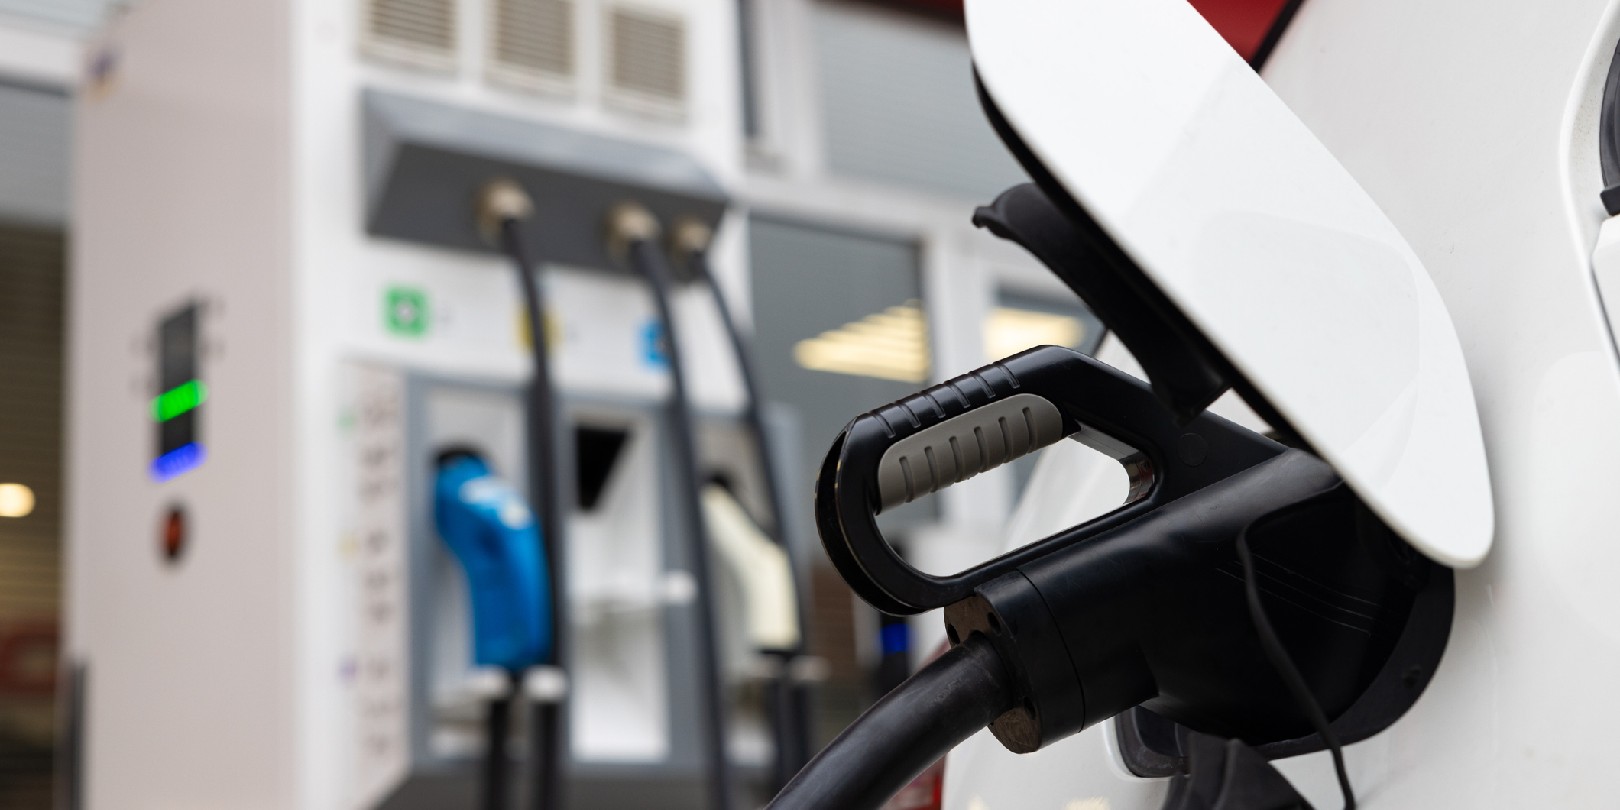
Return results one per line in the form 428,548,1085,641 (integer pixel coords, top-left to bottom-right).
946,0,1620,806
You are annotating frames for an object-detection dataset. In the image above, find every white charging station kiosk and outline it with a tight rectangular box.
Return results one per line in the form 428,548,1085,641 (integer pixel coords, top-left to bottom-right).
62,0,778,807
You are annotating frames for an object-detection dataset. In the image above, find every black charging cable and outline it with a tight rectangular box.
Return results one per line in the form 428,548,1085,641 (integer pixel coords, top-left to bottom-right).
503,217,568,810
483,180,568,810
1235,532,1355,810
482,672,515,810
618,206,736,810
673,224,813,790
766,633,1014,810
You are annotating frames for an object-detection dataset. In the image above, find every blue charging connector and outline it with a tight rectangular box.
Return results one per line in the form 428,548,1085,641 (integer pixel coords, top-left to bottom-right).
434,453,552,671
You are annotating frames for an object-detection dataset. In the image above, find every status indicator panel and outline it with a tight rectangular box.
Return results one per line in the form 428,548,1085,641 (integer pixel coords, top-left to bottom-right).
151,303,205,481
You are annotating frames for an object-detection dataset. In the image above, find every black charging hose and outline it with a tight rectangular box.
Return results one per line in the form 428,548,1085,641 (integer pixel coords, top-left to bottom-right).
680,243,813,789
679,240,793,570
767,633,1014,810
483,679,514,810
496,217,568,810
626,235,736,810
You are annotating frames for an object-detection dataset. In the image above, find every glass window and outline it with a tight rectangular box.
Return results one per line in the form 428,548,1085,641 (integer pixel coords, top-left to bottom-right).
747,214,940,535
811,2,1023,200
991,288,1106,502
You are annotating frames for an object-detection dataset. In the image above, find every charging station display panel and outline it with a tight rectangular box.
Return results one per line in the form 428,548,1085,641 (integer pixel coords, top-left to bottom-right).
151,303,204,481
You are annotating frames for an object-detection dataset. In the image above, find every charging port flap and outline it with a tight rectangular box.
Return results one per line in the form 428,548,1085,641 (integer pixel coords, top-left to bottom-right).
965,0,1493,568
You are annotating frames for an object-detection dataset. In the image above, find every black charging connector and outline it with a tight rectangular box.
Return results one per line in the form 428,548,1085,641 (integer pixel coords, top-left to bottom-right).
776,346,1448,810
943,449,1419,751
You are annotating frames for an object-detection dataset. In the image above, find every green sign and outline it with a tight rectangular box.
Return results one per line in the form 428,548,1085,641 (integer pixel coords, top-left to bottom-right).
384,286,428,338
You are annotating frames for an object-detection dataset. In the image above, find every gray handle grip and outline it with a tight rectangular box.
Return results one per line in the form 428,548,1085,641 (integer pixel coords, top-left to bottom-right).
875,392,1065,511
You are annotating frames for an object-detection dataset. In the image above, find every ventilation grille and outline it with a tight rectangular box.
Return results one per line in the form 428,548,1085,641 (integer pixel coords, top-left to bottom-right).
363,0,459,72
488,0,575,91
605,5,687,118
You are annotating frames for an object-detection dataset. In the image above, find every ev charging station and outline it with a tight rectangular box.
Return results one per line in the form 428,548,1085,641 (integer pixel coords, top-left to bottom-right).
64,0,804,808
65,0,1620,808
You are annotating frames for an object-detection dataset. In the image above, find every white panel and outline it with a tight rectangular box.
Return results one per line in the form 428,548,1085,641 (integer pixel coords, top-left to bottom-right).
0,0,117,33
336,364,410,809
568,408,670,762
68,0,296,805
968,0,1493,566
0,23,82,86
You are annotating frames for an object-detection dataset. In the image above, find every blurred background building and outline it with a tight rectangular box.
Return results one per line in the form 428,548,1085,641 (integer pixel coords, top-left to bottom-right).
0,0,1298,806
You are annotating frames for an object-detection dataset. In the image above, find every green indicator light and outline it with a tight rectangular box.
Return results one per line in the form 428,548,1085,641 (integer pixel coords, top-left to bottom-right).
152,380,207,422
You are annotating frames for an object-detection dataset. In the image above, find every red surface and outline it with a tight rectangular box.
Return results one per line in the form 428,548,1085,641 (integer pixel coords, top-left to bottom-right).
857,0,1294,61
1187,0,1295,59
0,621,58,697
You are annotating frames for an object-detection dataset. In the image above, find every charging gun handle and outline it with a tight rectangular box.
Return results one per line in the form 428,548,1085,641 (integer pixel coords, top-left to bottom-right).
434,455,552,672
816,345,1281,615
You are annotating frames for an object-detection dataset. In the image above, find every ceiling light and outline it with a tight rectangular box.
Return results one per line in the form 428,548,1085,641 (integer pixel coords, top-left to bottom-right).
984,307,1085,360
0,484,35,518
793,300,931,383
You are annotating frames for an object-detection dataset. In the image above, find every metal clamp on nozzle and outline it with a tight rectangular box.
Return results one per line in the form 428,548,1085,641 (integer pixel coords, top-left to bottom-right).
671,217,715,259
607,202,661,262
476,179,535,245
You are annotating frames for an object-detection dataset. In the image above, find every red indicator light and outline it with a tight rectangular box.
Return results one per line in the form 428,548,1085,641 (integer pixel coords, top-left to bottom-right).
161,506,187,563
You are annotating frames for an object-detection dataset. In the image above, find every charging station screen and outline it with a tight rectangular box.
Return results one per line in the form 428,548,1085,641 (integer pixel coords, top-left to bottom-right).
151,303,205,481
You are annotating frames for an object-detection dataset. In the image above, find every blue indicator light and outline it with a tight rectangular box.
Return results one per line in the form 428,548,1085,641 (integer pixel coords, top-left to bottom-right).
880,622,910,656
641,320,668,368
150,442,206,482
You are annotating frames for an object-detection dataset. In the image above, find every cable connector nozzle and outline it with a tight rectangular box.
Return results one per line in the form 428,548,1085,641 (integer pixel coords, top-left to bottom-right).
671,218,714,259
607,203,661,262
477,179,535,245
